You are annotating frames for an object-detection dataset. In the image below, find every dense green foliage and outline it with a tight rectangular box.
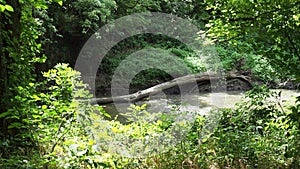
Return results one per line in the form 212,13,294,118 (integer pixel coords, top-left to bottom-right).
205,0,300,79
0,64,100,168
99,36,206,89
197,87,300,168
0,0,299,168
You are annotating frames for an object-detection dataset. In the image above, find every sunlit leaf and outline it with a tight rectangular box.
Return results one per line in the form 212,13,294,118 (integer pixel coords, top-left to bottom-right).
0,4,5,12
5,4,13,12
58,1,63,6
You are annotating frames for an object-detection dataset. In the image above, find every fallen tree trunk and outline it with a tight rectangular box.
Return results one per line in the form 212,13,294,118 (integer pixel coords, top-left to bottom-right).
90,72,252,104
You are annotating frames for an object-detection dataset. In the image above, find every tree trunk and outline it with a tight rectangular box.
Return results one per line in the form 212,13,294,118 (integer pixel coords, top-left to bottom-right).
91,72,252,104
0,10,5,134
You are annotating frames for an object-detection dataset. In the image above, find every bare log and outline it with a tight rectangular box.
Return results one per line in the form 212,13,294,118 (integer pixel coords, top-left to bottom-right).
91,72,252,104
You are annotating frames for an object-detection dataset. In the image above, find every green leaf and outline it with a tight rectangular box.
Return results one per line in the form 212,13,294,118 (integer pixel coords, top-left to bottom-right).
32,114,41,119
0,5,5,12
32,94,41,101
8,122,23,129
5,5,13,12
42,105,47,110
202,137,208,143
0,111,11,118
102,111,111,118
58,1,63,6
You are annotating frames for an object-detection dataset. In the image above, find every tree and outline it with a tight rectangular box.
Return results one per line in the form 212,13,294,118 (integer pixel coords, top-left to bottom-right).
0,0,61,157
205,0,300,78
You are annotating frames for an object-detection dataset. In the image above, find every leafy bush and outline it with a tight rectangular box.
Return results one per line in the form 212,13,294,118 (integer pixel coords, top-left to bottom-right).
215,41,283,82
0,63,105,168
88,104,196,168
196,86,300,168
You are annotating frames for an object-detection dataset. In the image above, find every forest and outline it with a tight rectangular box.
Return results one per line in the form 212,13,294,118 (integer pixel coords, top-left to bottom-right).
0,0,300,168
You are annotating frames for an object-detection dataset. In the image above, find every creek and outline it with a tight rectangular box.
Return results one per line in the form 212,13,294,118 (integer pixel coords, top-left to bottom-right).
102,89,299,122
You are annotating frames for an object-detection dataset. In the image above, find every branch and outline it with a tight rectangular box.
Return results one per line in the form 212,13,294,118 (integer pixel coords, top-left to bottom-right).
50,114,73,153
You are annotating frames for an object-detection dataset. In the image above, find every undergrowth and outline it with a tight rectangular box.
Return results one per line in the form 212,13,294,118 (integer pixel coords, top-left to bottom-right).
1,64,299,169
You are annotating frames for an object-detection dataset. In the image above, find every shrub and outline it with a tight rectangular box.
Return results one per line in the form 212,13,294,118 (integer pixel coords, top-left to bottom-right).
196,86,300,168
0,63,105,168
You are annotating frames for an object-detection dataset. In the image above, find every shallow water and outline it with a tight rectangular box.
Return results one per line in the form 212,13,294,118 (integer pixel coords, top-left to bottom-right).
102,89,299,121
